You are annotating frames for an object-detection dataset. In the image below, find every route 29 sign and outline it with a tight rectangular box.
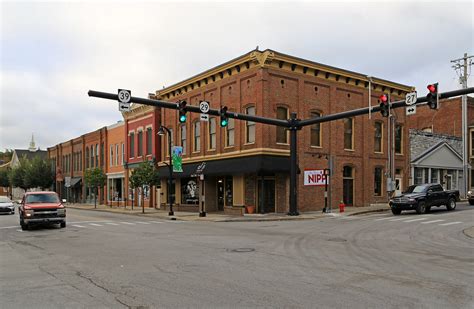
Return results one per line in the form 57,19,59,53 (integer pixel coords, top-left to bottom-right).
304,170,329,186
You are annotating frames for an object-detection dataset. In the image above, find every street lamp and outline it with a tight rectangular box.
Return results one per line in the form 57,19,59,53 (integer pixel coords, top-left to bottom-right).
158,125,174,216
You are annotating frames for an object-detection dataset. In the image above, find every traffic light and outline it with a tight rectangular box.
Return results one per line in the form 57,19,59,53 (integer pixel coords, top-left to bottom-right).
178,100,187,123
427,83,438,109
219,106,228,127
379,94,389,117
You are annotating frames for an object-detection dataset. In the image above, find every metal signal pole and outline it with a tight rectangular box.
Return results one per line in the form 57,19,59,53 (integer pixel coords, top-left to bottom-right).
451,53,473,198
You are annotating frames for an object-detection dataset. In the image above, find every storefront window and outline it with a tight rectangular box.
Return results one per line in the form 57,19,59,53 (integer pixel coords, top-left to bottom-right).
181,178,199,205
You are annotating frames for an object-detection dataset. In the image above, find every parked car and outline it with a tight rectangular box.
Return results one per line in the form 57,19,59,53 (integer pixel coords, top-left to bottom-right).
19,191,66,230
0,196,15,214
468,190,474,205
389,183,459,215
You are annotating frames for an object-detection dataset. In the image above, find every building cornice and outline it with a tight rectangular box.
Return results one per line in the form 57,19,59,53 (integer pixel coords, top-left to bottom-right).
155,49,415,102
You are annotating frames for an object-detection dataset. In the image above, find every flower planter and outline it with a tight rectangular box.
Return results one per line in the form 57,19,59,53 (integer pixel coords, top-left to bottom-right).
246,205,256,214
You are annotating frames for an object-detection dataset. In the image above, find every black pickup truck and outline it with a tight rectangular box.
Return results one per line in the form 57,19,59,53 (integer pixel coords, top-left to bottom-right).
389,183,459,215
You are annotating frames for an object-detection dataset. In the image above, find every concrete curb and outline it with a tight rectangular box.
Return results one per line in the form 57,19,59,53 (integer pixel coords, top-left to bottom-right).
462,226,474,239
66,205,389,222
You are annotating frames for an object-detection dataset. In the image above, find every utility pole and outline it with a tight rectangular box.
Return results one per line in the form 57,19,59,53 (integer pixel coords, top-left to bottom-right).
451,53,473,198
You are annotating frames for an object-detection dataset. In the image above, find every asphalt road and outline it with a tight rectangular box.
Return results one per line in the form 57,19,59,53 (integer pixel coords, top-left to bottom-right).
1,203,473,308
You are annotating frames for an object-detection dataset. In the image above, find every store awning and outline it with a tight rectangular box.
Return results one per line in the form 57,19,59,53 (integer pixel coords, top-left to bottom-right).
70,177,82,187
157,155,290,179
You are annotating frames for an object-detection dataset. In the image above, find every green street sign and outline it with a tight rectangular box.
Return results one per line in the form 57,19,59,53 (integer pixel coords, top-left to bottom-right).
172,146,183,172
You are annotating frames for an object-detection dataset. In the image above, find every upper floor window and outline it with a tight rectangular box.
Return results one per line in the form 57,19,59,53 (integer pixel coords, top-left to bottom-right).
194,121,201,152
100,143,104,167
79,151,82,170
85,147,89,168
138,131,143,157
470,131,474,157
209,118,216,150
310,111,321,147
129,132,135,158
374,122,383,153
146,127,152,155
115,144,119,166
110,145,113,167
395,124,403,154
226,118,235,147
180,124,187,154
344,118,354,150
276,107,288,144
168,128,174,156
95,144,99,167
246,106,255,144
121,143,125,165
91,146,95,168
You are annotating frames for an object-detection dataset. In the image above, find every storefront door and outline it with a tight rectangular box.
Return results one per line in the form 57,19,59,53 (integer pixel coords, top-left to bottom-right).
258,179,275,213
217,178,224,211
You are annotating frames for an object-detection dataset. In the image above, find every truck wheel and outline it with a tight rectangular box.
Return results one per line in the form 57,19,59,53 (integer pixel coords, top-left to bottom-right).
21,223,28,231
416,202,426,214
391,208,402,215
446,198,456,211
425,206,431,213
60,222,66,228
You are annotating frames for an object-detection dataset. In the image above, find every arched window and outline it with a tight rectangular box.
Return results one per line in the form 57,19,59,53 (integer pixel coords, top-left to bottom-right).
343,165,354,205
193,121,201,152
85,147,89,168
344,118,354,150
276,106,288,144
245,106,255,143
374,122,383,153
310,111,321,147
208,117,216,150
180,124,187,154
225,118,235,147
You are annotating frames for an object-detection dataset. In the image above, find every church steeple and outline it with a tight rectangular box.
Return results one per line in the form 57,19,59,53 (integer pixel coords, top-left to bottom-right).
28,134,36,152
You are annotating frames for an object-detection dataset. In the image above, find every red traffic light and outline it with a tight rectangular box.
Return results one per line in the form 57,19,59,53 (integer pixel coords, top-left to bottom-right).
379,94,388,103
427,84,437,93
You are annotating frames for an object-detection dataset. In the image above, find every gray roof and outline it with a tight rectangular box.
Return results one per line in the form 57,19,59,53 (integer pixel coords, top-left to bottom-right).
410,129,462,162
14,149,48,162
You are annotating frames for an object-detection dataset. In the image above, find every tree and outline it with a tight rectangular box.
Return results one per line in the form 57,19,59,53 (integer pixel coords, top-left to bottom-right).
0,169,10,197
84,168,106,208
9,163,28,192
129,161,160,213
23,156,54,190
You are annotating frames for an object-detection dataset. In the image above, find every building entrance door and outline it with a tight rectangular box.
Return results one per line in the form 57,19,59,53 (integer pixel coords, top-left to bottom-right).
257,179,275,213
395,177,403,196
217,178,224,211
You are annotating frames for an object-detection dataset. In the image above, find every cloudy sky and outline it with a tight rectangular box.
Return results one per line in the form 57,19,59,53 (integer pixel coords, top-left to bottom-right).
1,0,472,151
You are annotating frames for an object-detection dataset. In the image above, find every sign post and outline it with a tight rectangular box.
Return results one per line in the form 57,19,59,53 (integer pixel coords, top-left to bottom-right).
192,162,207,217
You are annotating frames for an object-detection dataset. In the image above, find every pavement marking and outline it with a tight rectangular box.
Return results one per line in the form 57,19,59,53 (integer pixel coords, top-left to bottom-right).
439,221,463,226
120,222,136,225
72,224,87,228
421,219,445,224
402,218,428,223
135,221,151,225
388,217,409,221
89,223,103,227
374,217,396,221
16,229,23,232
105,222,119,226
150,221,164,224
0,226,20,229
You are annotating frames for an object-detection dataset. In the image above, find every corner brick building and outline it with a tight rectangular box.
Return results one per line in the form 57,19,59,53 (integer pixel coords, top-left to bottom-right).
154,49,413,213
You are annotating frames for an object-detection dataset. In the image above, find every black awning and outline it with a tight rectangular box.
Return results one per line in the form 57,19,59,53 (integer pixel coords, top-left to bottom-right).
70,177,82,187
157,155,290,178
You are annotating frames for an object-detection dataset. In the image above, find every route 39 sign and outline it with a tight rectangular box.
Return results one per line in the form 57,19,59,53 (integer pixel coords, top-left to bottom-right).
118,89,131,112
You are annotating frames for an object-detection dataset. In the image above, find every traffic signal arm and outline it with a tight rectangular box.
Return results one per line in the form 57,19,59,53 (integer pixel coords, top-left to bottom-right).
298,87,474,127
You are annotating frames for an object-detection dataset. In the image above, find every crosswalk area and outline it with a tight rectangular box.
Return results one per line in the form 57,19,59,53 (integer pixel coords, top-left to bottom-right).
70,220,181,229
328,213,466,227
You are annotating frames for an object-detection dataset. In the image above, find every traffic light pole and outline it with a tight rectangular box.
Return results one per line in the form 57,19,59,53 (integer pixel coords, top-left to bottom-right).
89,86,474,216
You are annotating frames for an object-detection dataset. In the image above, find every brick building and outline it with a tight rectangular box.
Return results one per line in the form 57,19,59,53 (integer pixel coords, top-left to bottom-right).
106,121,126,206
155,49,413,213
123,102,161,208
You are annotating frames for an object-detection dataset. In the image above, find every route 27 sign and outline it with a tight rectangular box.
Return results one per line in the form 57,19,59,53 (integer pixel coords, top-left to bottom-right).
406,104,417,115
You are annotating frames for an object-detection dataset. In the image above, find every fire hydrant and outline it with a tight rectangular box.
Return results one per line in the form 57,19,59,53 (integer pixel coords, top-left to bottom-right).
339,200,345,213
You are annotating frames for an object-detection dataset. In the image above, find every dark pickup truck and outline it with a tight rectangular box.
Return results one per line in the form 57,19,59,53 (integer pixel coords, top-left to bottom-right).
389,183,459,215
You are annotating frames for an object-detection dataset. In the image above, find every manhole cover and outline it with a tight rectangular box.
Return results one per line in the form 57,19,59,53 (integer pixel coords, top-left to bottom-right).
227,248,255,253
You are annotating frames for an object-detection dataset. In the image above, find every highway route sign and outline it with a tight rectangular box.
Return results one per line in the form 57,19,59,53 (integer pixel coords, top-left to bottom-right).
406,104,417,115
118,89,131,112
200,114,209,122
405,91,417,106
199,101,210,113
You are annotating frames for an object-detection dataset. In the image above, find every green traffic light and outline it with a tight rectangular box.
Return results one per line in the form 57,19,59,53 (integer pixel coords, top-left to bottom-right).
179,114,187,123
220,119,228,127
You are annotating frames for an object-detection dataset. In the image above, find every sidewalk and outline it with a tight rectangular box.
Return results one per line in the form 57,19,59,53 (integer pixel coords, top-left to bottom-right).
66,203,390,222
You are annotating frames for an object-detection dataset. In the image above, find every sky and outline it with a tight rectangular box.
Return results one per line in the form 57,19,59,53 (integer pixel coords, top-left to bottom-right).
1,0,473,151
